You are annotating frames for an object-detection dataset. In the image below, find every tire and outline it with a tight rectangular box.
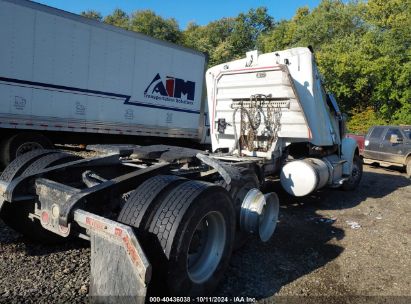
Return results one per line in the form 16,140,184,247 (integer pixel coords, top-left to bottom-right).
148,180,235,296
0,132,53,168
216,167,259,249
118,175,187,233
0,149,56,183
21,152,79,176
406,158,411,178
0,152,81,243
342,154,363,191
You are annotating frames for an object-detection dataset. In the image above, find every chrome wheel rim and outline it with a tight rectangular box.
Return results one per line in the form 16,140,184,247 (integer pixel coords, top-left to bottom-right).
187,211,226,284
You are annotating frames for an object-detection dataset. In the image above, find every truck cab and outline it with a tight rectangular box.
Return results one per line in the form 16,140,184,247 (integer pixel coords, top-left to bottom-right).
206,47,362,194
364,125,411,176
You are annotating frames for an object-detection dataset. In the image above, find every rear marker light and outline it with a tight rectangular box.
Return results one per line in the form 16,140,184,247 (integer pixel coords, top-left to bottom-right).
41,211,49,225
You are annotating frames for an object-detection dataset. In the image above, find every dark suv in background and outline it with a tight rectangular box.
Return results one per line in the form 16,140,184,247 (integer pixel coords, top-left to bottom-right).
363,125,411,177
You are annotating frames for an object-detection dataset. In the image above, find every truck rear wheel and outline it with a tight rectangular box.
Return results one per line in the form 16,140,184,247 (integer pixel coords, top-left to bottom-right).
148,181,235,296
342,154,363,190
0,151,80,243
216,167,259,249
118,175,186,234
0,132,53,167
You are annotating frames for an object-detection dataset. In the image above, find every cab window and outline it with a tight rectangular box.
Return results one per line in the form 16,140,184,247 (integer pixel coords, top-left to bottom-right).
369,127,384,139
403,129,411,140
384,128,403,141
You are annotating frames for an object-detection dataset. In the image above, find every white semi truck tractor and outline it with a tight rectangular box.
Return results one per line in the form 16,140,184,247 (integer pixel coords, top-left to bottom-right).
0,0,362,301
206,47,362,196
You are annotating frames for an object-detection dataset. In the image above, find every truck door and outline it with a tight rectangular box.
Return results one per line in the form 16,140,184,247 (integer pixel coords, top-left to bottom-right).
380,128,405,163
364,126,385,160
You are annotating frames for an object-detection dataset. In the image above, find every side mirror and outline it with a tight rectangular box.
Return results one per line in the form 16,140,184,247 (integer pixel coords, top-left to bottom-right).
390,134,403,144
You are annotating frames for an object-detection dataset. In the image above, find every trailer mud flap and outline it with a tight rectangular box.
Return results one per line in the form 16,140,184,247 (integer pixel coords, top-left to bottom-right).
74,210,151,304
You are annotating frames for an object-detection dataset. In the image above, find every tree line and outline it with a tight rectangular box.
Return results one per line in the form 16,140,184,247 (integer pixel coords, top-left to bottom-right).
82,0,410,133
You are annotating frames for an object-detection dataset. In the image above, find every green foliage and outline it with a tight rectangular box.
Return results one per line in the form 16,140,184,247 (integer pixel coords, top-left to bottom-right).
347,107,386,134
83,1,411,126
81,10,103,22
182,7,273,66
129,10,181,43
183,18,236,65
104,8,129,29
85,8,182,44
229,7,274,59
259,0,410,126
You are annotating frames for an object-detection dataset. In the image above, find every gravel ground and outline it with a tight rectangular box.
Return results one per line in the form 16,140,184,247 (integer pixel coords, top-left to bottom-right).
0,160,410,303
218,165,411,302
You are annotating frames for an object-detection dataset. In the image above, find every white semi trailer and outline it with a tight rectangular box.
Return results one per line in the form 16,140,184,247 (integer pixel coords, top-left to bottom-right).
0,0,362,301
0,0,210,167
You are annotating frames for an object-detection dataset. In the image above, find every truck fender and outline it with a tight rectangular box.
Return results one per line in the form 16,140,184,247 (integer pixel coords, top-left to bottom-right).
341,137,359,175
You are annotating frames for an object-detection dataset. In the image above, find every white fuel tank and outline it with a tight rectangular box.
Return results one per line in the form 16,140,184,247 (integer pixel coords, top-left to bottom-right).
280,158,330,197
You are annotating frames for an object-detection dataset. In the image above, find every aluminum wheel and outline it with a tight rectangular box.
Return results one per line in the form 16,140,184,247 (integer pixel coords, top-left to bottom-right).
187,211,226,284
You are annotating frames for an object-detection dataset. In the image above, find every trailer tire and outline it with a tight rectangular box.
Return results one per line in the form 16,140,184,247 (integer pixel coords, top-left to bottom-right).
0,152,81,243
0,132,53,167
148,181,235,296
0,149,58,183
118,175,186,233
342,154,363,191
21,152,79,176
216,167,259,249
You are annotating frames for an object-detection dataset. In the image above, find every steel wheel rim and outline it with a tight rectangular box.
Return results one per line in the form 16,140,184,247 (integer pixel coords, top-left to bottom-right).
16,142,43,157
187,211,226,284
349,160,360,183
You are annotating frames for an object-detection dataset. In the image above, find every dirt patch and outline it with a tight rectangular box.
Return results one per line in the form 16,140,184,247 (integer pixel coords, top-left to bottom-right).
217,166,411,300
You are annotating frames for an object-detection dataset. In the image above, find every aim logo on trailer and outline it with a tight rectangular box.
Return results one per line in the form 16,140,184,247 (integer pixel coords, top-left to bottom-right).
144,73,196,101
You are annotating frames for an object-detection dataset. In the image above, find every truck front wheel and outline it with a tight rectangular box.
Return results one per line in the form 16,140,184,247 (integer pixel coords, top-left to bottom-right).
342,154,363,190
